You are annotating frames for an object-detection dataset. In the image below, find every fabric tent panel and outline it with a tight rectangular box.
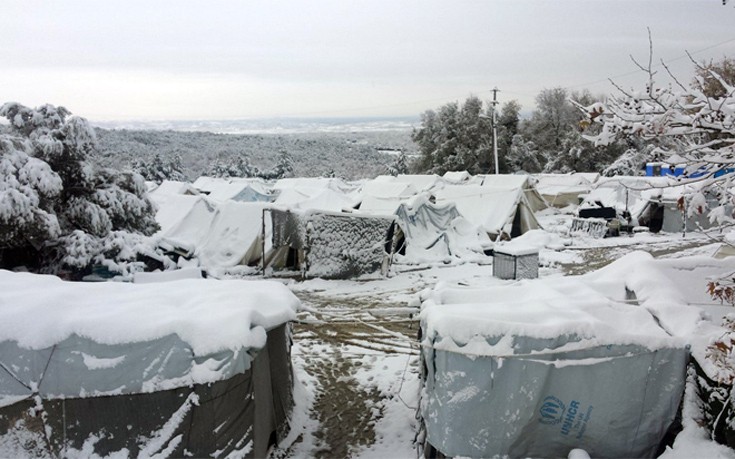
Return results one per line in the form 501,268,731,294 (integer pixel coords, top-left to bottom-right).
1,333,254,400
0,342,52,402
0,325,293,458
423,345,687,458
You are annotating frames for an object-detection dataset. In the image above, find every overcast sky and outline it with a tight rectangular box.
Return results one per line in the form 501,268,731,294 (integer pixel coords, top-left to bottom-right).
2,0,734,121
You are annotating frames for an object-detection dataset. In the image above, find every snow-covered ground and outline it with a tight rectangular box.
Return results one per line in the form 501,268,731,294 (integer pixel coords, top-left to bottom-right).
260,212,735,458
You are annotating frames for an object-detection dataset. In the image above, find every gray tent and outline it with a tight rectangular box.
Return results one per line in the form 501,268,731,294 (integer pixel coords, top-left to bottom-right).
266,209,396,279
0,271,299,458
419,276,688,458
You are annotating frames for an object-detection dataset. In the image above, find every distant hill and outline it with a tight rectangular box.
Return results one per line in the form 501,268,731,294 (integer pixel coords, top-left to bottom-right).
92,122,418,180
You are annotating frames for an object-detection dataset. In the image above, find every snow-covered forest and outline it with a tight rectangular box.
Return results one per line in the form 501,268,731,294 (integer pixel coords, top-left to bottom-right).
94,127,418,181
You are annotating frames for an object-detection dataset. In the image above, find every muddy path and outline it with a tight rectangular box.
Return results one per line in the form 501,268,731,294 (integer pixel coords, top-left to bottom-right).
286,291,420,458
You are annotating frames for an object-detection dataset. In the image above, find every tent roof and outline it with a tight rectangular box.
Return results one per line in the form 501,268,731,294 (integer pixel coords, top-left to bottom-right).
150,180,199,197
443,171,472,183
420,253,684,356
0,270,298,355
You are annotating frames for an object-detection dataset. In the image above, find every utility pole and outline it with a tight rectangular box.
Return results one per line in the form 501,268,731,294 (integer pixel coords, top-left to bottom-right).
491,87,500,175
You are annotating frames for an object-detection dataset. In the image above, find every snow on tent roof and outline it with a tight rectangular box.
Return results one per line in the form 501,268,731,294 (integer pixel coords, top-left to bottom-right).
477,174,548,211
273,177,353,193
533,174,592,208
359,180,419,215
534,173,593,188
573,172,601,184
442,170,472,183
197,201,269,268
274,186,357,212
0,270,298,391
434,184,541,238
421,253,685,355
373,174,443,192
150,180,199,197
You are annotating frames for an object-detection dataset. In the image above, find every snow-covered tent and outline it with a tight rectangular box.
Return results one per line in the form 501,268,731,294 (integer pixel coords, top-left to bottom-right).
434,184,542,239
371,174,444,192
266,209,396,279
151,194,207,236
359,180,419,215
149,180,200,198
158,197,219,257
274,187,356,213
193,178,272,203
419,253,688,458
0,270,300,458
579,176,670,218
393,195,491,262
197,201,270,268
635,184,719,233
477,174,548,212
534,173,593,208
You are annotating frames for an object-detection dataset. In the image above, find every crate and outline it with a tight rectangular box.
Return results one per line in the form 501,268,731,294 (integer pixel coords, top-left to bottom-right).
493,246,539,280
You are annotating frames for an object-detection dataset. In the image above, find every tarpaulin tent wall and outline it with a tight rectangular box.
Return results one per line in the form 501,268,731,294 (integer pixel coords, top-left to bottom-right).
393,195,491,263
418,255,689,458
0,271,299,458
434,184,542,239
266,209,395,279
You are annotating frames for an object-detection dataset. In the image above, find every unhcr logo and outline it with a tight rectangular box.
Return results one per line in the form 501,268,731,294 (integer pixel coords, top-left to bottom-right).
539,396,565,425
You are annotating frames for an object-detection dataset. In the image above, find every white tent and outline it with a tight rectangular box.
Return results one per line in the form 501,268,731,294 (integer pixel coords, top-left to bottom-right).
580,176,672,219
477,174,548,212
534,173,593,208
192,177,272,203
150,180,200,197
359,180,419,215
435,184,542,239
198,201,270,267
273,187,356,213
158,197,219,256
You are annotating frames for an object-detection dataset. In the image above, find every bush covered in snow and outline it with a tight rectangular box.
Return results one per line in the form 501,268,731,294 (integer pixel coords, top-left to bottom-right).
0,102,162,278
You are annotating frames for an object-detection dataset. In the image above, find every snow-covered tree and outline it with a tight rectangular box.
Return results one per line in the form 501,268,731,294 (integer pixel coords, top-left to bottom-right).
133,153,186,183
580,55,735,222
206,153,260,178
412,96,494,174
386,151,411,176
0,102,160,277
258,150,294,180
506,135,543,173
601,147,649,177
